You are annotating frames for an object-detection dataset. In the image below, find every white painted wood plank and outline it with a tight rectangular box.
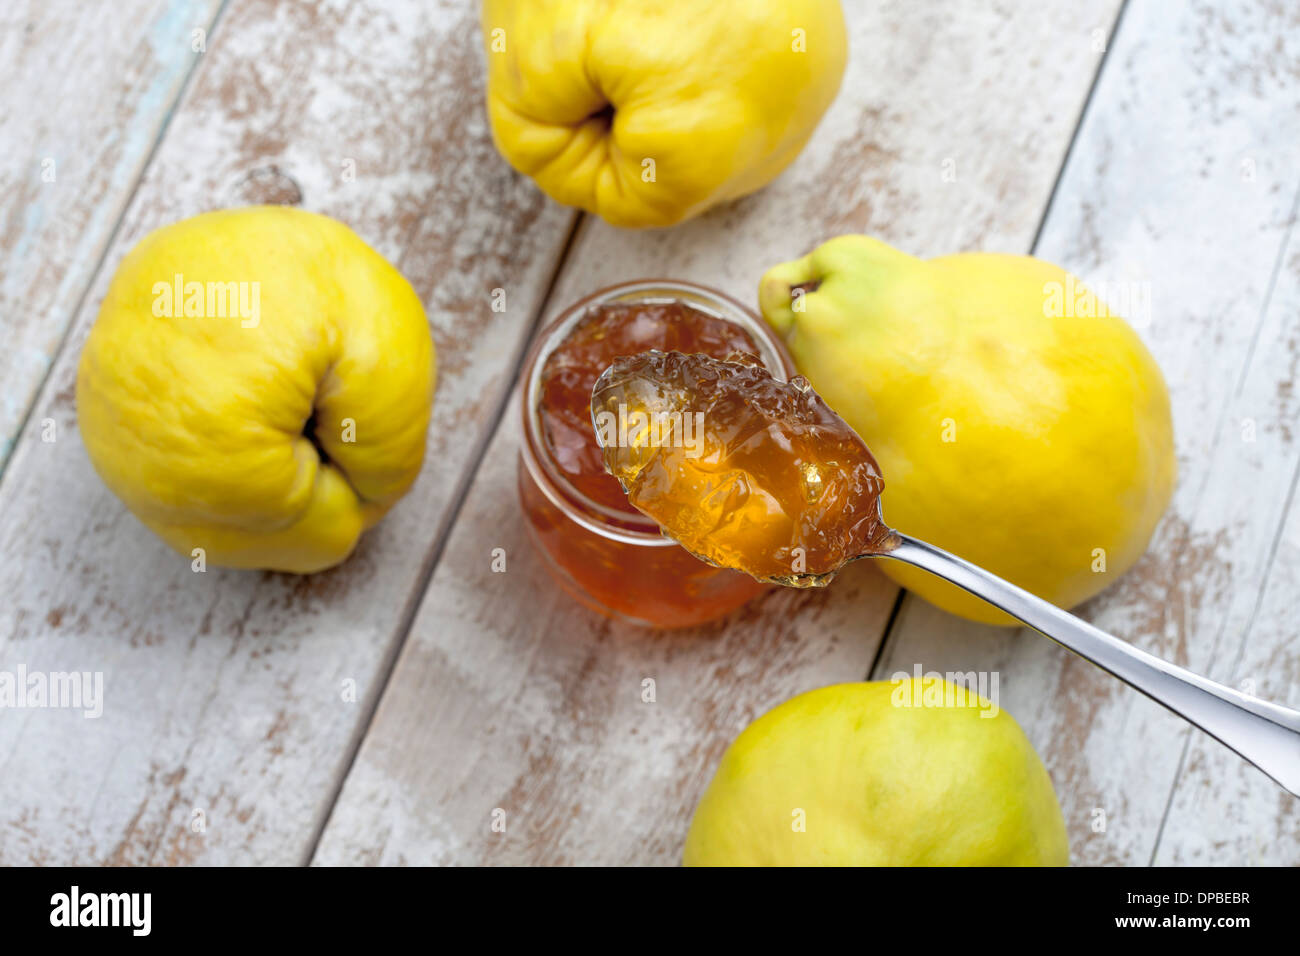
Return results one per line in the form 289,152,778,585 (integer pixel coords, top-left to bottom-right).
1155,209,1300,865
874,0,1300,865
315,0,1123,866
0,0,224,468
0,0,574,864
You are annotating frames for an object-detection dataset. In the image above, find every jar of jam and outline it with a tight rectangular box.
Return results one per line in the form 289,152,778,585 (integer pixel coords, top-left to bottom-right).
518,279,796,628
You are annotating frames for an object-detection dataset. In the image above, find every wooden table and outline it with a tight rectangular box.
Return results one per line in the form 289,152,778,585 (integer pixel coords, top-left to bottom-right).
1,0,1296,866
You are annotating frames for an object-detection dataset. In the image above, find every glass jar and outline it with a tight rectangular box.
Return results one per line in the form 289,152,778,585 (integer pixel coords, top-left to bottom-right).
517,279,796,629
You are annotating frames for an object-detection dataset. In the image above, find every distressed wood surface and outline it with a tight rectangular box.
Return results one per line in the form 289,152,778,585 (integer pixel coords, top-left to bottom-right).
8,0,1293,868
313,0,1125,865
1155,202,1300,865
0,0,223,468
873,0,1300,865
0,0,574,864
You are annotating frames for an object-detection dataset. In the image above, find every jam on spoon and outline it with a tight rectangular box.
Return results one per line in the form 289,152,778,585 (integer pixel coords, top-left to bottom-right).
591,350,894,585
541,302,764,517
590,350,1300,798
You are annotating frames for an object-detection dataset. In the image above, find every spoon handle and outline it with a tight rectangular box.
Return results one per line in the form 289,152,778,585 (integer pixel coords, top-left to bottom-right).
880,533,1300,797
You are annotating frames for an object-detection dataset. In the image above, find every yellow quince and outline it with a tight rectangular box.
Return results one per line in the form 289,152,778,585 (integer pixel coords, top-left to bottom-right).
760,236,1176,624
76,206,435,573
684,680,1069,866
481,0,848,227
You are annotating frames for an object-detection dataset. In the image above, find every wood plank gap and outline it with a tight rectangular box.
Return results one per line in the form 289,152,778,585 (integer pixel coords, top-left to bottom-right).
1233,179,1300,398
1147,728,1194,866
863,587,908,681
1029,0,1131,256
1225,454,1300,668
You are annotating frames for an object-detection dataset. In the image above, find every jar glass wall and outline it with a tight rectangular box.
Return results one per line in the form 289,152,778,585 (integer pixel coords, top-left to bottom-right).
516,280,795,629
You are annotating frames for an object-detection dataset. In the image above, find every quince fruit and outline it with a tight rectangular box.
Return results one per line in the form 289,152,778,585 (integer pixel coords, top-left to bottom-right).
76,206,435,573
759,236,1176,624
684,680,1069,866
481,0,848,227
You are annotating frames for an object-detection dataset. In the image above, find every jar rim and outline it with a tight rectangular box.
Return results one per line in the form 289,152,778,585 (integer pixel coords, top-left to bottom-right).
518,278,795,546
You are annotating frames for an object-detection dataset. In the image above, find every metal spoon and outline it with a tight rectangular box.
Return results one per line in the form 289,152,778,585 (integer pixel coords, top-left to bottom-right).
592,351,1300,797
870,527,1300,797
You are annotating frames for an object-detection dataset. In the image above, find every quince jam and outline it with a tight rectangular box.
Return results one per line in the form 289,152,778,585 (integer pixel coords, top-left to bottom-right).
592,351,892,586
538,302,762,518
518,288,788,629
